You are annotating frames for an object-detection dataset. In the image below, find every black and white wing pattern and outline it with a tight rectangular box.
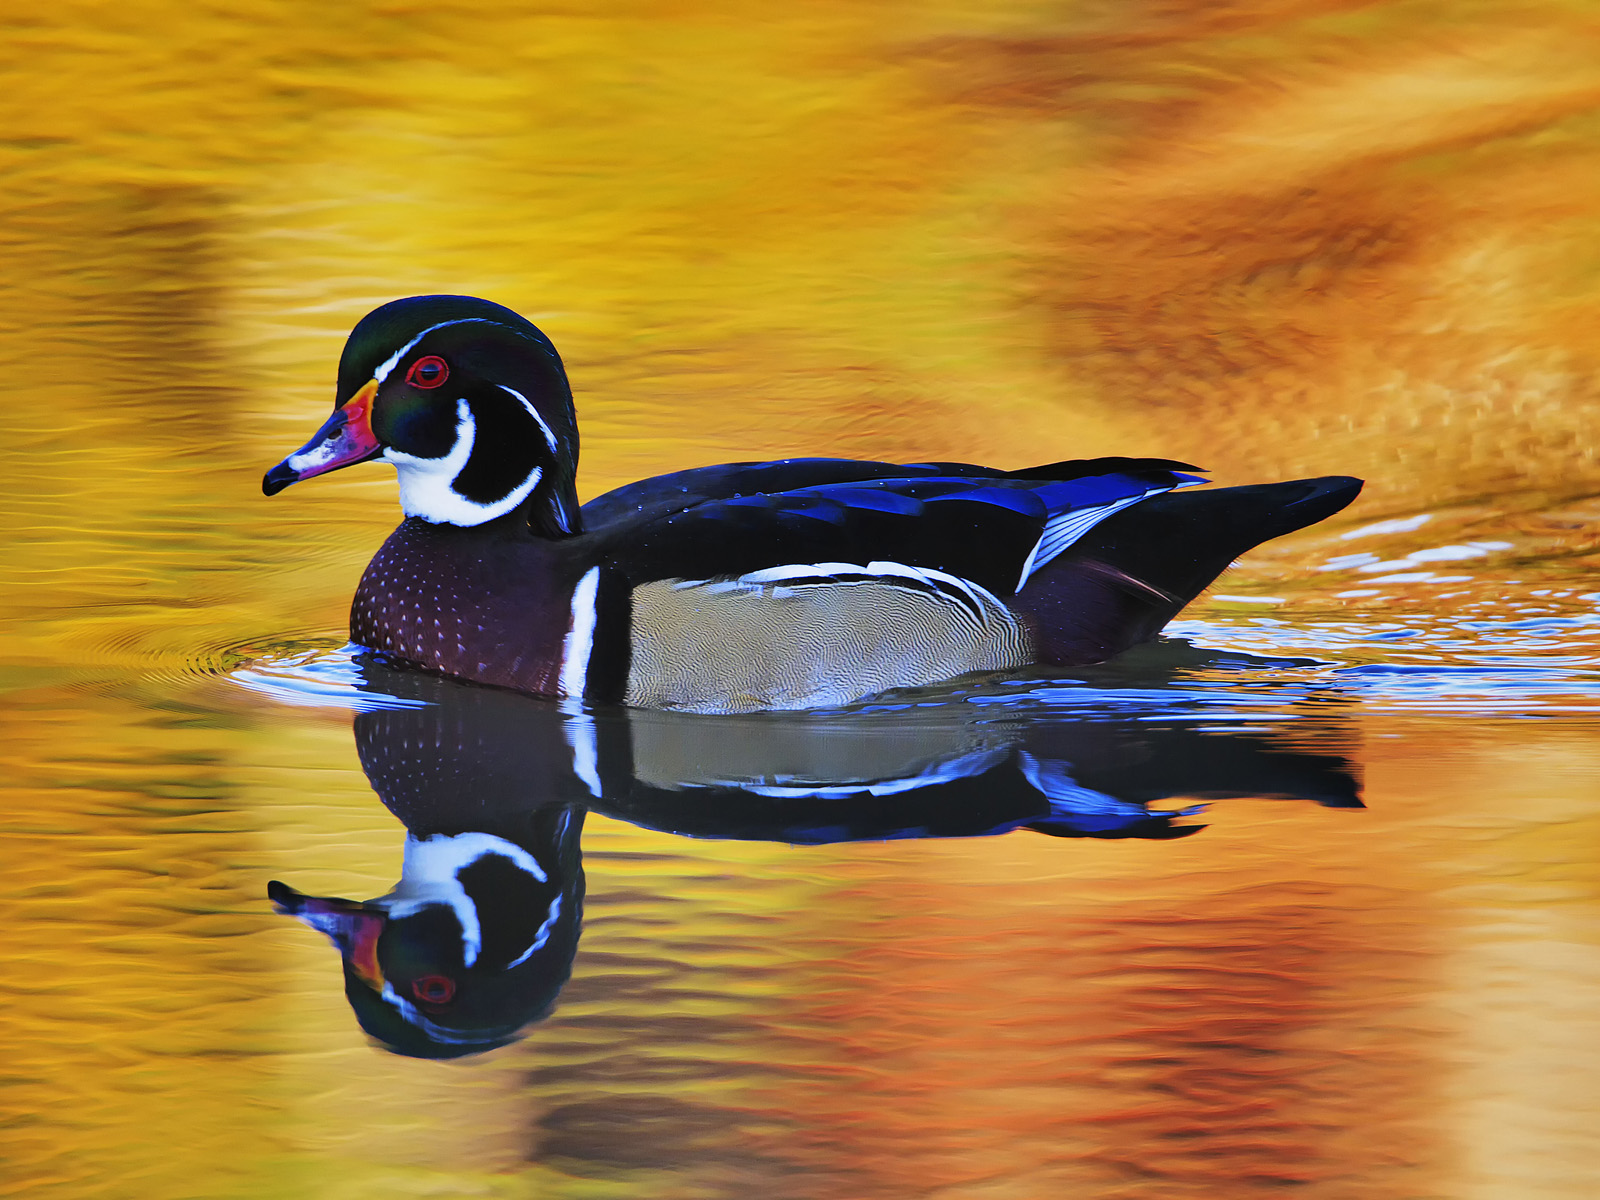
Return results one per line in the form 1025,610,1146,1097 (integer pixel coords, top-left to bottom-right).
591,456,1206,596
587,457,1206,713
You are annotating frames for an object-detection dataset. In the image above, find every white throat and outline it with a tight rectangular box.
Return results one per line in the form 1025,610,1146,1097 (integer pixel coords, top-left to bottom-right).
382,398,542,526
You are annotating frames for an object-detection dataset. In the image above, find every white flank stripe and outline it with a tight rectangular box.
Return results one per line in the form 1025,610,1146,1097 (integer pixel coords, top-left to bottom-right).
900,564,997,612
560,567,601,699
372,318,492,383
859,560,925,583
703,579,763,596
562,711,602,797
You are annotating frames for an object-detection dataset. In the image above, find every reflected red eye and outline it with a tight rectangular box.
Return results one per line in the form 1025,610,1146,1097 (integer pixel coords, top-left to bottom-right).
412,975,456,1004
405,355,449,389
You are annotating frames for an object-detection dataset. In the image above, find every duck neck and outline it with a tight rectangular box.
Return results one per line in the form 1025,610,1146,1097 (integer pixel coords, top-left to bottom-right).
524,469,582,539
394,380,582,537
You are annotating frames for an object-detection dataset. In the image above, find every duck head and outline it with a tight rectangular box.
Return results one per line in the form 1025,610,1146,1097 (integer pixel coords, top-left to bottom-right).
269,808,584,1059
263,295,581,537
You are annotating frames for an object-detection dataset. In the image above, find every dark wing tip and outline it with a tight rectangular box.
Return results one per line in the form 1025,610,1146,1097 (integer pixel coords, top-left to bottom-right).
1005,456,1208,481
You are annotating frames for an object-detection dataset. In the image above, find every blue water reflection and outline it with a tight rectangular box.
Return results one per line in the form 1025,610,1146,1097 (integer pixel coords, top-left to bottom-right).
1169,605,1600,712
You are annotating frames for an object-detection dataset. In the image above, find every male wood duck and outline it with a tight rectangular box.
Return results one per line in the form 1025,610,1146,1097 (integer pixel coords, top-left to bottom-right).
263,295,1362,713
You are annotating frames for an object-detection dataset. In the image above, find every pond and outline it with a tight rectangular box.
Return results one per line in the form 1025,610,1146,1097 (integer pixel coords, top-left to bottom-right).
3,2,1599,1197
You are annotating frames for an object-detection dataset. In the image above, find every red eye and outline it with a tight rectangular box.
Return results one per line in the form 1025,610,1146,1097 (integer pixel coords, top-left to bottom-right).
405,355,449,389
412,975,456,1004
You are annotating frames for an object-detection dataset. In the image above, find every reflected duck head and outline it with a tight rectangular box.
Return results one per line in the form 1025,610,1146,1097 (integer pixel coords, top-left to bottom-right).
269,807,584,1059
263,295,581,537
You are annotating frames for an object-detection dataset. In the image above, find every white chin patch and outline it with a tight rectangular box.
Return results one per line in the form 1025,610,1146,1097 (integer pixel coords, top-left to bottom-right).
384,399,542,526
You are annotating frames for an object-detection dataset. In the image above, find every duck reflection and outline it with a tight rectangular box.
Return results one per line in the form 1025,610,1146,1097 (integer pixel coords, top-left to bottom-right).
271,654,1360,1057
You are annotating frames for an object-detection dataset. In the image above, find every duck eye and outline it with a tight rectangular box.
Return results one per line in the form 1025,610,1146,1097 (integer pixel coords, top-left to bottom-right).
405,356,449,389
412,975,456,1004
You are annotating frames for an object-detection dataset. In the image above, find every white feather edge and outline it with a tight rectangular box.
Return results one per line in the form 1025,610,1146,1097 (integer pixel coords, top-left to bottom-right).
669,560,1007,612
1015,483,1205,592
661,482,1201,604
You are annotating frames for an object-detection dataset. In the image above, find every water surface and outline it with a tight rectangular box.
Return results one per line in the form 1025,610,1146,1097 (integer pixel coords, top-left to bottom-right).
3,1,1599,1197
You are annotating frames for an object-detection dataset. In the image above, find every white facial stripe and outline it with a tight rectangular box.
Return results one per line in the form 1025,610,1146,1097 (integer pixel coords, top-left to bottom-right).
560,567,600,699
547,490,575,535
371,318,494,384
505,894,563,969
497,385,559,454
383,398,543,526
382,398,473,481
376,985,491,1044
388,832,550,969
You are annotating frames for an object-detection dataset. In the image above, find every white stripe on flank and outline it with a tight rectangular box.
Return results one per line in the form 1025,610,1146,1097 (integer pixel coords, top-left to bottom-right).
562,711,602,797
560,567,601,699
497,385,560,453
371,318,491,383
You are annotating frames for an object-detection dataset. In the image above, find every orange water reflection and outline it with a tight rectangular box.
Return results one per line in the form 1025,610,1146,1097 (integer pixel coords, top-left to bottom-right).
2,0,1599,1196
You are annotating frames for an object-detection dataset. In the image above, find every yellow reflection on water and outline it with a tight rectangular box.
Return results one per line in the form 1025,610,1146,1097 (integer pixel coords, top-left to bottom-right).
2,0,1600,1196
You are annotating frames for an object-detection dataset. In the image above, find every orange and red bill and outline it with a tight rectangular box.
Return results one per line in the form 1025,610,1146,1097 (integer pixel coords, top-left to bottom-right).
263,380,381,496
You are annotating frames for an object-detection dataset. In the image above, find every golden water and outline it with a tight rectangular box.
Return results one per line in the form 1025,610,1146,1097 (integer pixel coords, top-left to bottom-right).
3,0,1599,1196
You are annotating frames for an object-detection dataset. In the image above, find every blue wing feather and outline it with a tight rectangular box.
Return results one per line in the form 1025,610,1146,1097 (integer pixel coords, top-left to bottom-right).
928,487,1047,518
587,457,1208,595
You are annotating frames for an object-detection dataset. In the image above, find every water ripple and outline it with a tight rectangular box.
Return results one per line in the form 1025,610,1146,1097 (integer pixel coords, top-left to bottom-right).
229,582,1600,720
230,641,428,711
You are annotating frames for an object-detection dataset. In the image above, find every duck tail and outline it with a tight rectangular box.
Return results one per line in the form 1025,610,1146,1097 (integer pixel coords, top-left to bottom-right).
1015,475,1363,664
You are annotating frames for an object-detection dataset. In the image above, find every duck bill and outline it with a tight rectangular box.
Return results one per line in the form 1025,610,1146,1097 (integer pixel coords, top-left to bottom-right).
268,880,387,988
262,380,381,496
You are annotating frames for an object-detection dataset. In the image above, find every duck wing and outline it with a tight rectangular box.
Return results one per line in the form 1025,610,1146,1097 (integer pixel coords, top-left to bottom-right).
580,457,939,533
588,456,1206,597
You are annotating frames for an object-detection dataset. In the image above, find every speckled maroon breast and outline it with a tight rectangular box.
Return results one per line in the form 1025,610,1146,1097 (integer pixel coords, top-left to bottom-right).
351,519,572,696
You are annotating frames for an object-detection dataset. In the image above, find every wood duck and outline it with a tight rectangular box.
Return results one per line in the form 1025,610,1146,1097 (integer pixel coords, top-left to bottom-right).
263,296,1362,713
